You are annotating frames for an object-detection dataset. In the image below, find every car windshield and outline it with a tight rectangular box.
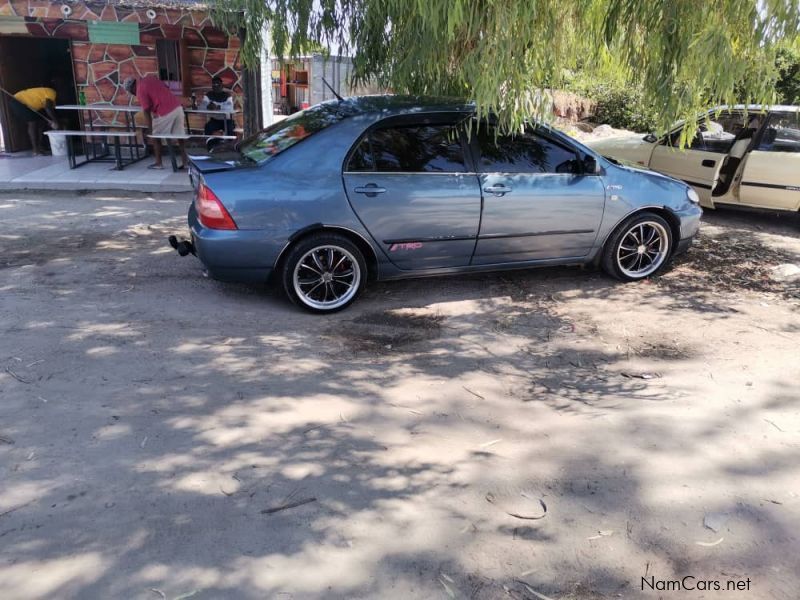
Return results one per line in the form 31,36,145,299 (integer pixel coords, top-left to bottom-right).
239,102,359,164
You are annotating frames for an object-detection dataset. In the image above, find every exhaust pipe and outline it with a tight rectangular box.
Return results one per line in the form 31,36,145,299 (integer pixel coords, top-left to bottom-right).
168,235,195,257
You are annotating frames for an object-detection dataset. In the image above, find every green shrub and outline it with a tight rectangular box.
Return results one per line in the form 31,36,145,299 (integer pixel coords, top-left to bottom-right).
776,46,800,105
585,84,660,132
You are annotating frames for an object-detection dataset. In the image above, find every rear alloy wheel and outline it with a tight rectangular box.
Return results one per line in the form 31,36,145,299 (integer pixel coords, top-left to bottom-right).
602,213,673,281
282,233,366,313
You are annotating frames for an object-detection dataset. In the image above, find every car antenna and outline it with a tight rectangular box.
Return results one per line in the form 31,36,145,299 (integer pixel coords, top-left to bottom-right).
322,77,344,102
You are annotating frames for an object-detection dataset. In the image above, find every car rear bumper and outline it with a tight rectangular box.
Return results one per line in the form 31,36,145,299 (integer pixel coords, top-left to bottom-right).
188,204,277,284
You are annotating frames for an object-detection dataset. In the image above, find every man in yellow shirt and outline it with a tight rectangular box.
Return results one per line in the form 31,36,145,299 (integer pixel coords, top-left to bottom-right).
11,87,60,155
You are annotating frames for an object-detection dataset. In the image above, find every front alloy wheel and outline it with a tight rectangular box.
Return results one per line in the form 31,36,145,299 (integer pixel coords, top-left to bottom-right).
616,221,670,278
282,233,366,313
603,213,673,281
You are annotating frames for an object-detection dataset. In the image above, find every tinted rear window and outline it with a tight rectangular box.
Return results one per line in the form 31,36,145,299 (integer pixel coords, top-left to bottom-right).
239,103,358,164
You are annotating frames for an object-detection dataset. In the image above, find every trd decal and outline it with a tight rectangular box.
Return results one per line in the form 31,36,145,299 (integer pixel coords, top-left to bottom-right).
389,242,424,252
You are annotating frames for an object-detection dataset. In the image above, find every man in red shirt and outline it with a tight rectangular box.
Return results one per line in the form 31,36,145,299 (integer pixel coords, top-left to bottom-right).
123,75,187,169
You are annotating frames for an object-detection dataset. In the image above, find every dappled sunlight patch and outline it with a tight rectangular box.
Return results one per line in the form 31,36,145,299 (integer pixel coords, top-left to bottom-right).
281,462,326,480
235,545,398,593
367,473,417,492
66,322,142,342
0,480,65,511
86,346,120,357
95,240,135,251
172,338,328,379
92,422,133,441
423,298,494,317
170,471,242,496
165,394,361,447
232,499,454,594
0,553,108,599
91,208,131,218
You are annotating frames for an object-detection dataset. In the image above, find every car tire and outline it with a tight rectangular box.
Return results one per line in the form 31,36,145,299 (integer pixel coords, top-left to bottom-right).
281,232,367,313
601,212,674,282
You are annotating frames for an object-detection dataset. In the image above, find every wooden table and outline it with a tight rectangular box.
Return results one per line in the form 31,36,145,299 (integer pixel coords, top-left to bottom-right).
55,104,146,169
184,108,240,136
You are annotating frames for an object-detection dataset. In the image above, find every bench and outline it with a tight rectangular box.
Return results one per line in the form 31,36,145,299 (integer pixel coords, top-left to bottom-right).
46,130,137,170
147,134,237,171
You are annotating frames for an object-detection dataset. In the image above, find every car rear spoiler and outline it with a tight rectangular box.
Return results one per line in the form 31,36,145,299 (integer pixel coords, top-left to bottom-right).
188,156,238,175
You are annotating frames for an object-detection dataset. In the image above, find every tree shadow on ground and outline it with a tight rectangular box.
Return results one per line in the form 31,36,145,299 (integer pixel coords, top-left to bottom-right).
2,192,799,599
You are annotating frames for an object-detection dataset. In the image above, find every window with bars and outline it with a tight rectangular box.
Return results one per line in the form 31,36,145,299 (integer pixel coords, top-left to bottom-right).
156,40,180,81
155,39,190,96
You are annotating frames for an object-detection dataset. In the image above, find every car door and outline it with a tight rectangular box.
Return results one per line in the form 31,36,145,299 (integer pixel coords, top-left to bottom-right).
471,125,606,264
738,110,800,211
342,115,482,270
649,110,743,204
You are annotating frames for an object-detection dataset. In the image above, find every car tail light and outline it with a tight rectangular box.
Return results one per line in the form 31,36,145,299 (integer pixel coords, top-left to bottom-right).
196,183,237,230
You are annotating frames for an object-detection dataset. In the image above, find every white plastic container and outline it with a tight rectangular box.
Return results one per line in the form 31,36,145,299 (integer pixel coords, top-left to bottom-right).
48,132,69,156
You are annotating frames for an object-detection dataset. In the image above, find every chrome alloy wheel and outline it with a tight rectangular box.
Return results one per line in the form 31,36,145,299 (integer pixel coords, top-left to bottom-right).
615,221,670,278
292,245,361,310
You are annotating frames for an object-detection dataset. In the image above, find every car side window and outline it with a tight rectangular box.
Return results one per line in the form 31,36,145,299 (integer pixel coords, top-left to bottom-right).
347,137,374,171
346,123,467,173
666,112,745,152
476,127,578,174
757,113,800,153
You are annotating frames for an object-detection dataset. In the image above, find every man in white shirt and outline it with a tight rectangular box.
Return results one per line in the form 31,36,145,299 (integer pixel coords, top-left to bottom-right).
200,76,234,136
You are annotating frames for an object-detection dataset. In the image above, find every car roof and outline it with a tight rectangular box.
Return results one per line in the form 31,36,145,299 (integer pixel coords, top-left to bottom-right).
714,104,799,113
331,94,476,116
320,98,800,117
314,97,800,120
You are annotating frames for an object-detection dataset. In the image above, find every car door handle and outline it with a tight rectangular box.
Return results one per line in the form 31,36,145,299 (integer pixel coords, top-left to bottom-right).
354,184,387,197
483,185,512,196
701,159,716,168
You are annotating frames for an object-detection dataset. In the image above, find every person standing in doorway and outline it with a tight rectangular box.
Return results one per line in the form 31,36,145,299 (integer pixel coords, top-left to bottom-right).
122,75,187,169
11,86,60,156
199,76,235,136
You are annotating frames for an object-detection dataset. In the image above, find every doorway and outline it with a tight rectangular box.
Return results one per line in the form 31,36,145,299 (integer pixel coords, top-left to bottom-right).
0,36,79,152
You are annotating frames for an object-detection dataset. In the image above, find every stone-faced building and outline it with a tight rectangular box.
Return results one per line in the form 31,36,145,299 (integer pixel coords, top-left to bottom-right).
0,0,247,151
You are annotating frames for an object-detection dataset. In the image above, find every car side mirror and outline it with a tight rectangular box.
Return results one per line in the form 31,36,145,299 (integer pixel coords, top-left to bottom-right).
582,155,598,174
643,133,658,143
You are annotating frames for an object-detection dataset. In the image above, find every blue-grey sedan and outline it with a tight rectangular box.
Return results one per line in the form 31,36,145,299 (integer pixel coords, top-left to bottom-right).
178,96,702,313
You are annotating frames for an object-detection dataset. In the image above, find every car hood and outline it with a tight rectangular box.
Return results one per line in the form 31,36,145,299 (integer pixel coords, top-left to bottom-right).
609,158,687,189
586,134,654,154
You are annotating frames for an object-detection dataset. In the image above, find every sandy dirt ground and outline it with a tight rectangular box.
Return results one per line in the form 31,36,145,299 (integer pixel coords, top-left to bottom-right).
1,191,799,600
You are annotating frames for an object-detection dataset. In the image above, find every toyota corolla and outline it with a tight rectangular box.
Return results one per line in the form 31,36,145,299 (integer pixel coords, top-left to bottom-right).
175,96,702,313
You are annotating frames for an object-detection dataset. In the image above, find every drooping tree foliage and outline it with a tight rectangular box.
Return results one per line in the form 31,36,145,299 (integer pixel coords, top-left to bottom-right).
212,0,800,142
